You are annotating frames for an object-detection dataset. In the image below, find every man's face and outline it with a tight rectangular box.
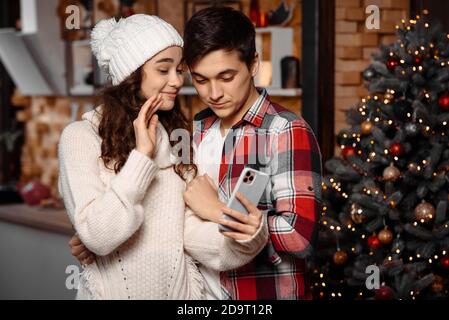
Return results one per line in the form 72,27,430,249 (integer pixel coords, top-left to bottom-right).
190,49,258,121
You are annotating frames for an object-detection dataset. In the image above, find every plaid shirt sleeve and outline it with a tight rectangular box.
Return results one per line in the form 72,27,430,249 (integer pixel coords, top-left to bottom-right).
268,118,322,259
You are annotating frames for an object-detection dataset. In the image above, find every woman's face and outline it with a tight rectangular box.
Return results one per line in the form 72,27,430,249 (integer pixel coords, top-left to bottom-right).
140,46,184,111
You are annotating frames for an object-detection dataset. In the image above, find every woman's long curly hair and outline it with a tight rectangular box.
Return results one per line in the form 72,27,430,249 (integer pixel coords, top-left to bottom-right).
96,66,197,180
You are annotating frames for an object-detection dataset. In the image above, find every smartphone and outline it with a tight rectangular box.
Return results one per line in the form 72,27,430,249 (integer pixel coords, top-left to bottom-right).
218,168,269,232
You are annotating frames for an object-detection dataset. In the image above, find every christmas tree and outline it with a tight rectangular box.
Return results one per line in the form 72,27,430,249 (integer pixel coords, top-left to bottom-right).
311,14,449,300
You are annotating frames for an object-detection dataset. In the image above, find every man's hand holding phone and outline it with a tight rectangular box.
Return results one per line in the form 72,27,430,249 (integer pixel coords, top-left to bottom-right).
183,174,263,241
219,192,263,241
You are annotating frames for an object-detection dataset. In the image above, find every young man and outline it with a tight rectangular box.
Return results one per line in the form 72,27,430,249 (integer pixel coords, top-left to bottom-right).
70,6,321,300
182,7,322,299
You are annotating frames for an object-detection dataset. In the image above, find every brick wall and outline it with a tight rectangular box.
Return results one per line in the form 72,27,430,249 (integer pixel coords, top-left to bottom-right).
334,0,409,144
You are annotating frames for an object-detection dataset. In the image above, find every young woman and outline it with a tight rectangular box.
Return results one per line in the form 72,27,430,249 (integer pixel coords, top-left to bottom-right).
59,14,268,300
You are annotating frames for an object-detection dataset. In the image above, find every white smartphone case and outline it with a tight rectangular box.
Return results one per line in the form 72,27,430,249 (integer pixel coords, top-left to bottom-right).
218,168,269,232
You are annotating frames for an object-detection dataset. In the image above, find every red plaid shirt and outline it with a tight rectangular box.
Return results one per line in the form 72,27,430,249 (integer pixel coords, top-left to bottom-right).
193,88,322,300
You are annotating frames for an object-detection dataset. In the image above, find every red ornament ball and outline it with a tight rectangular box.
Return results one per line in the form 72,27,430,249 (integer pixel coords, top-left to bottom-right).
441,256,449,269
439,93,449,110
342,146,356,159
414,57,422,64
368,235,382,250
386,58,399,71
375,285,395,300
390,143,404,156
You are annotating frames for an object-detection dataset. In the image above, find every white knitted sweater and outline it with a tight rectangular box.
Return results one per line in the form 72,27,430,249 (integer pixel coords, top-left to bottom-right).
58,108,268,300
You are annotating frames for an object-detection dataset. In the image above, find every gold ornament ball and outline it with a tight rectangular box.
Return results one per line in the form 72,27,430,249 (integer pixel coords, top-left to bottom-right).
350,203,366,224
383,163,401,182
378,229,393,244
333,250,349,265
431,275,444,293
408,162,419,174
361,121,374,135
414,201,435,222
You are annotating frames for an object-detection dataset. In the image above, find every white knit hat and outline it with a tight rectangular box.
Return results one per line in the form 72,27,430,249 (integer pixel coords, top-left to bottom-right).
91,14,183,85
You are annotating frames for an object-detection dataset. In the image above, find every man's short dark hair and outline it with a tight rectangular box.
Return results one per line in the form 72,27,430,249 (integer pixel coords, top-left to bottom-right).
183,6,256,69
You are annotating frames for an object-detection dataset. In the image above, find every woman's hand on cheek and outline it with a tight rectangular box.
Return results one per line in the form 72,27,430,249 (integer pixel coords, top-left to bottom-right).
133,94,163,158
183,174,226,223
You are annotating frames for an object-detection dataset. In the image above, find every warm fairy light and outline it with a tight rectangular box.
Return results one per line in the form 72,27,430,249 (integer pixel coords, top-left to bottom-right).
409,257,413,261
420,46,425,51
401,70,406,75
417,254,421,258
384,149,389,155
413,66,417,71
330,226,335,230
320,273,324,278
362,98,366,103
352,227,356,231
414,50,419,55
384,99,390,104
407,113,411,117
425,23,429,28
422,160,427,164
336,226,341,231
429,258,433,263
443,121,447,126
362,234,366,239
388,120,393,125
443,250,447,255
419,118,423,123
374,117,380,122
396,249,400,254
389,52,394,56
394,156,399,161
322,282,326,287
425,93,430,98
441,62,446,66
388,256,392,261
434,255,438,259
400,59,405,64
418,66,423,71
